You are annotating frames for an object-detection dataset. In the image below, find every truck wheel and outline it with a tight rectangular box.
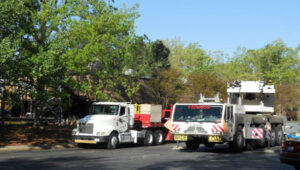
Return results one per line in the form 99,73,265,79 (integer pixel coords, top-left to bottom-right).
154,130,164,145
275,125,283,146
107,132,119,149
256,125,266,148
229,126,244,152
185,140,200,150
204,142,215,148
143,130,154,146
270,125,276,147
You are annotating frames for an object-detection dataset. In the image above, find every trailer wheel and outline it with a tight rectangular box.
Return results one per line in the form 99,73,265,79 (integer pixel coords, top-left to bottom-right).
143,130,154,146
229,126,244,152
185,140,200,150
154,130,164,145
275,125,283,146
256,125,266,148
107,132,119,149
270,125,276,147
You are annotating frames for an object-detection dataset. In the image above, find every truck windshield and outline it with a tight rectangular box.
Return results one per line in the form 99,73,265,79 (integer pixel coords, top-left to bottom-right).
173,105,223,122
91,105,119,115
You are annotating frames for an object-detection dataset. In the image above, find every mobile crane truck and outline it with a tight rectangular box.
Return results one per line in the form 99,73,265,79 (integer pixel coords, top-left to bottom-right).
72,102,173,149
170,81,286,152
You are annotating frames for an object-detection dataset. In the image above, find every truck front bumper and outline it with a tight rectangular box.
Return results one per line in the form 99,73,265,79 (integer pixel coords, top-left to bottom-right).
73,135,109,144
173,134,224,143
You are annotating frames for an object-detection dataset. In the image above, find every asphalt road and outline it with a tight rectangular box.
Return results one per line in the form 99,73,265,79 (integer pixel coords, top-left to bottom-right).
0,143,295,170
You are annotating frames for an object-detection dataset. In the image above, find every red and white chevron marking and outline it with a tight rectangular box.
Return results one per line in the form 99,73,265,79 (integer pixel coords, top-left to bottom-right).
172,124,181,132
252,128,263,139
211,124,224,133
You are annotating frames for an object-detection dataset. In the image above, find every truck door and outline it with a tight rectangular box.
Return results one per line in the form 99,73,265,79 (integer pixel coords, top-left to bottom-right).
118,106,129,132
224,106,234,136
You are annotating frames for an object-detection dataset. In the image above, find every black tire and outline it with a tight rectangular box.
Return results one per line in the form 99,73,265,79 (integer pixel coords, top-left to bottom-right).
256,125,266,148
229,126,244,152
154,130,164,145
270,125,276,147
246,140,256,150
185,140,200,150
107,132,119,149
204,142,215,148
143,130,154,146
275,125,283,146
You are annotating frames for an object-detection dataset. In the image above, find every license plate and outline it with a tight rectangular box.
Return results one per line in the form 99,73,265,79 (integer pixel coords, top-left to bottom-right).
174,134,188,141
208,135,222,142
287,146,294,152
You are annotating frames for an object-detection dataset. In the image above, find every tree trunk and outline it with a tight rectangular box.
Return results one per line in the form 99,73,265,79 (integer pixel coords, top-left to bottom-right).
1,87,6,126
33,103,40,128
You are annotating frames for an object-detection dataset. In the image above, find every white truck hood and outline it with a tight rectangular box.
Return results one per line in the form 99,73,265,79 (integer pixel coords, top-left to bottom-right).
79,114,117,126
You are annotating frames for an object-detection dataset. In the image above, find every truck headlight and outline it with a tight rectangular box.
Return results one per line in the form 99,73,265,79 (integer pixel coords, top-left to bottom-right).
72,129,77,135
96,132,105,136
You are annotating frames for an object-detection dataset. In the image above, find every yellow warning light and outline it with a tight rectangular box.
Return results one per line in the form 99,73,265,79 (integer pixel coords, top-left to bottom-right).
220,98,224,102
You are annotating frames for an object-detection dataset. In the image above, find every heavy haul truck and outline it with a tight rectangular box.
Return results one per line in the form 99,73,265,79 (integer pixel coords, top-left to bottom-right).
72,102,173,149
170,81,286,152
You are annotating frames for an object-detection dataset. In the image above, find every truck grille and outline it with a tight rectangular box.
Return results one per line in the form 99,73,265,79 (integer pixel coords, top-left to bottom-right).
184,126,207,134
79,123,93,134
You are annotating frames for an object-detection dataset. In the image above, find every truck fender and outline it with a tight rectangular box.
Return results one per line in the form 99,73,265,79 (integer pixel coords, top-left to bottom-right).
101,126,117,137
269,117,284,124
252,117,266,124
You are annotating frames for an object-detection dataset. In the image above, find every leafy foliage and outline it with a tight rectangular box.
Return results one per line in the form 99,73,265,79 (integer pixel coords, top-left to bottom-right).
149,68,185,107
1,0,300,122
164,38,214,74
245,40,299,84
187,72,227,102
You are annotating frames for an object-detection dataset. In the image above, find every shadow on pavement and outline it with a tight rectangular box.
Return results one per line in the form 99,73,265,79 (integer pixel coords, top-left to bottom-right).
0,156,107,169
138,153,292,170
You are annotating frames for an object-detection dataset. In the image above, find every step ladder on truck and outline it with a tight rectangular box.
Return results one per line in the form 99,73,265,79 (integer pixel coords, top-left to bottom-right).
170,80,286,152
72,102,173,149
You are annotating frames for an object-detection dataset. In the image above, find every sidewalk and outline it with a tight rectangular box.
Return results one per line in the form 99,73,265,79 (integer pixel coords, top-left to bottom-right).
0,143,76,152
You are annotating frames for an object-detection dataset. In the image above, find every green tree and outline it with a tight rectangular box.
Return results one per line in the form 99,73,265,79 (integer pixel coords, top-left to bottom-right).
62,0,140,101
149,68,185,107
245,40,298,84
275,84,300,116
1,0,143,125
164,38,214,74
214,47,253,81
187,72,227,102
0,0,40,122
151,40,170,70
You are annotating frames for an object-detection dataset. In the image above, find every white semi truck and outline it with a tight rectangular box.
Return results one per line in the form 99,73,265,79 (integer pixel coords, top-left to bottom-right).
72,102,173,149
170,81,286,152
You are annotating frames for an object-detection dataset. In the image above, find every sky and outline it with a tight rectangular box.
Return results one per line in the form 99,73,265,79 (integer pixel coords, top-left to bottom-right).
116,0,300,56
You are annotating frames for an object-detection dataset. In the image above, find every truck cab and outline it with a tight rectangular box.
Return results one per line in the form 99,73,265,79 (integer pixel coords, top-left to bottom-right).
72,102,135,148
171,98,245,150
